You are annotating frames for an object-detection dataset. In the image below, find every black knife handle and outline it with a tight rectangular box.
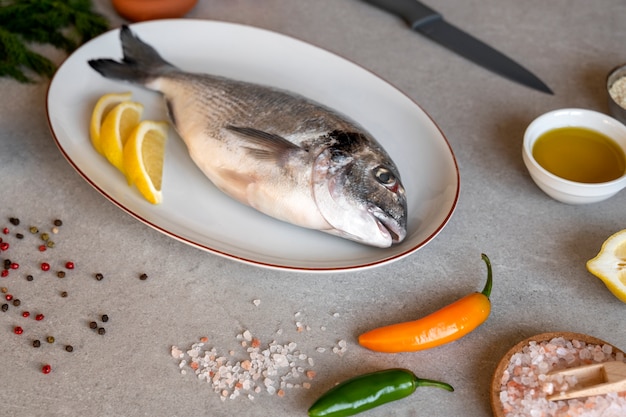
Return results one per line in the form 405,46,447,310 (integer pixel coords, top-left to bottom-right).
363,0,442,29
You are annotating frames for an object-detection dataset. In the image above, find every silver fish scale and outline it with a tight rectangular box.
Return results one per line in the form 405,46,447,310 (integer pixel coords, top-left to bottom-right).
161,71,366,148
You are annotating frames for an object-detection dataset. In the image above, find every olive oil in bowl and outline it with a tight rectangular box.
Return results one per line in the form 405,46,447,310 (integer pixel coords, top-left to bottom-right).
532,127,626,183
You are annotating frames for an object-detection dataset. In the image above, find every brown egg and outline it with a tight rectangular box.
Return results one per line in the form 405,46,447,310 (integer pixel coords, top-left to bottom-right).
112,0,199,22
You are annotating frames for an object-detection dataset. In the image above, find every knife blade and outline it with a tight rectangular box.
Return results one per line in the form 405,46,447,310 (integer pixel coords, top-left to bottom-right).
362,0,553,94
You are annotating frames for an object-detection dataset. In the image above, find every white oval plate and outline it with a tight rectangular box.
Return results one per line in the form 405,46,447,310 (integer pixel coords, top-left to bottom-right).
46,20,459,272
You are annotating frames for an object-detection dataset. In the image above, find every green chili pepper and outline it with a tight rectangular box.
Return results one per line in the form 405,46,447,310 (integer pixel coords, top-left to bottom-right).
307,368,454,417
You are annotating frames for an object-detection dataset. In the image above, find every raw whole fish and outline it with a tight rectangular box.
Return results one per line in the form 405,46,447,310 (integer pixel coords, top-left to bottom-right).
88,26,407,247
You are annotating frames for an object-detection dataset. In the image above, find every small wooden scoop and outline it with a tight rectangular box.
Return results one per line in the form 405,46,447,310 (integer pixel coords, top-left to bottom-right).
547,361,626,401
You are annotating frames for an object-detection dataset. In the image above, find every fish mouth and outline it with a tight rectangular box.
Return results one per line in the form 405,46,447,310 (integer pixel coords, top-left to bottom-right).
369,205,407,245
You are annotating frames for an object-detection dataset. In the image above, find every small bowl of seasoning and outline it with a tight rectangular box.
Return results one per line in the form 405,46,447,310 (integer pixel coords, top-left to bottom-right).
608,63,626,125
490,332,626,417
522,108,626,204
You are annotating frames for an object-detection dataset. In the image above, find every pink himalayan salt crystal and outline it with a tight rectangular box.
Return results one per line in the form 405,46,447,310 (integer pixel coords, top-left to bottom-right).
499,337,626,417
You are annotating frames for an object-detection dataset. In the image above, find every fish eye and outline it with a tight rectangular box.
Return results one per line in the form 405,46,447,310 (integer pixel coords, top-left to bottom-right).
373,167,396,187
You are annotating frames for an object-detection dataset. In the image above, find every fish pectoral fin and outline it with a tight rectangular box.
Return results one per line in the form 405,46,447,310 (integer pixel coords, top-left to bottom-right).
226,125,300,161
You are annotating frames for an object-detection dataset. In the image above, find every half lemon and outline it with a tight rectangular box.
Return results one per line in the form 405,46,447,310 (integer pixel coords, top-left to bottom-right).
100,100,144,173
123,120,169,204
587,229,626,303
89,92,133,155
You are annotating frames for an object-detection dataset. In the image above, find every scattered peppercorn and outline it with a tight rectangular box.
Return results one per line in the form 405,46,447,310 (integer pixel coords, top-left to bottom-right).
1,270,8,277
95,273,104,281
3,259,10,268
101,314,109,322
57,271,65,278
51,227,59,234
10,262,19,269
5,294,13,301
46,336,55,344
38,245,46,252
40,233,49,241
53,219,63,227
14,326,23,335
139,273,148,281
40,263,50,271
15,233,23,239
22,311,30,318
97,327,106,335
1,303,8,312
46,241,55,248
65,261,74,269
0,242,9,251
89,321,98,329
29,226,38,234
0,287,6,293
60,291,68,298
65,345,73,352
2,228,9,234
12,299,20,306
33,340,41,348
26,275,33,281
35,314,44,321
41,364,51,374
9,217,20,226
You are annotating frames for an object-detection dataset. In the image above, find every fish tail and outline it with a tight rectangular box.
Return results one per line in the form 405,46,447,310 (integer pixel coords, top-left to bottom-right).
88,25,174,85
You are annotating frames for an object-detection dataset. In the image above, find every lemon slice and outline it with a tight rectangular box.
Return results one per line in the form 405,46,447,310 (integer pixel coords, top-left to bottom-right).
89,92,133,155
123,120,169,204
587,229,626,303
100,101,144,173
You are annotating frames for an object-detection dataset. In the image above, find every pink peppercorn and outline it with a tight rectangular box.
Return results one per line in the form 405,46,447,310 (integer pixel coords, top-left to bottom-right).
35,314,44,321
65,261,74,269
42,364,51,374
13,326,23,334
41,263,50,271
0,242,8,251
10,262,19,270
22,311,30,318
1,270,8,278
38,245,46,252
2,228,8,234
5,294,13,301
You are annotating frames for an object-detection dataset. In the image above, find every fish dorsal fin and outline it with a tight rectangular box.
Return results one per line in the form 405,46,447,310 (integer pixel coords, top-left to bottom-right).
226,125,300,161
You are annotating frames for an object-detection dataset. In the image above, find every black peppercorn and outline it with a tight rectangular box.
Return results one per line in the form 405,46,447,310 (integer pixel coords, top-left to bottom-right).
33,340,41,348
1,303,8,312
57,271,65,278
15,233,23,239
60,291,68,298
95,273,104,281
26,275,33,281
65,345,73,352
89,321,98,329
53,219,63,227
9,218,20,226
97,327,106,335
12,299,20,307
139,273,148,280
101,314,109,323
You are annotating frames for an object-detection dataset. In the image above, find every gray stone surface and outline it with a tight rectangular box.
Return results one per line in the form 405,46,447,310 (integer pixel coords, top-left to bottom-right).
0,1,625,416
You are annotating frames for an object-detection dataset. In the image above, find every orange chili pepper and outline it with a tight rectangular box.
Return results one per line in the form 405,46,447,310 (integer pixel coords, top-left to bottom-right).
358,254,492,353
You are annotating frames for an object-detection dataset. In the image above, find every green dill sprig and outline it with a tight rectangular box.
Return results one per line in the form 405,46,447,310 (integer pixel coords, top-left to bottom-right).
0,0,108,83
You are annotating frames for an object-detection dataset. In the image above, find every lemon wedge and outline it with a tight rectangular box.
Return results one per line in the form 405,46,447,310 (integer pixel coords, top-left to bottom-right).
100,101,144,173
587,229,626,303
89,92,133,155
123,120,168,204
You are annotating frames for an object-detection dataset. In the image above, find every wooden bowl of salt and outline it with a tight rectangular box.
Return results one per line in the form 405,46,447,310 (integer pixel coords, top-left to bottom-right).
491,332,625,417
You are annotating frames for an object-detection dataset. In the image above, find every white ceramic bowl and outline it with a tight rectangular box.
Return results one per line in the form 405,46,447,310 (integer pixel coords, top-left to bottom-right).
522,108,626,204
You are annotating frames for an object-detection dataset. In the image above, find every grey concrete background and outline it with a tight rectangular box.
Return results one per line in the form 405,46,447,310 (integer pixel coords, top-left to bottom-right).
0,1,625,416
